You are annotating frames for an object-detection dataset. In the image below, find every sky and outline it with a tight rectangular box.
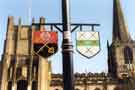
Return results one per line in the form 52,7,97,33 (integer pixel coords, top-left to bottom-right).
0,0,135,74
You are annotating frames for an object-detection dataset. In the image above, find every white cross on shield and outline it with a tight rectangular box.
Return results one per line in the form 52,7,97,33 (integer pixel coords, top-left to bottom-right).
76,31,101,59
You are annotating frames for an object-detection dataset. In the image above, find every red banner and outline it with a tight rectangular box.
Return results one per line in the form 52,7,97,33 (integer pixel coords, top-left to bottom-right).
33,31,58,44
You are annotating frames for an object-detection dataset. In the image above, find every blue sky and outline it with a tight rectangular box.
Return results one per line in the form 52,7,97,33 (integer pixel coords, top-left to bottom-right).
0,0,135,74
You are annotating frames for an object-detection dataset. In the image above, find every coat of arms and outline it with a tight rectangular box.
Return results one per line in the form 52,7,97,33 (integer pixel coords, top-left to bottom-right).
33,31,58,58
76,31,100,58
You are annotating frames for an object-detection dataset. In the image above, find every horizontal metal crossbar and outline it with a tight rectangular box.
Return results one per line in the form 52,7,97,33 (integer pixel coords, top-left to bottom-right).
32,23,100,32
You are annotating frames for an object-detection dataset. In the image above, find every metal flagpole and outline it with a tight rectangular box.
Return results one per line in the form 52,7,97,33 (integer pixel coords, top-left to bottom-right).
61,0,74,89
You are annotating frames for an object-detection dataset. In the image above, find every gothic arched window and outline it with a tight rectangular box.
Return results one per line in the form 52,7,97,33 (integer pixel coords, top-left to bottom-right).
8,67,13,79
32,81,38,90
8,81,12,90
17,80,28,90
124,46,133,64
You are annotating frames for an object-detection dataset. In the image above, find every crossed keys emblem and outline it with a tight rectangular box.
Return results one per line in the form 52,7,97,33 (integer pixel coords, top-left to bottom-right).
36,44,55,54
33,31,58,58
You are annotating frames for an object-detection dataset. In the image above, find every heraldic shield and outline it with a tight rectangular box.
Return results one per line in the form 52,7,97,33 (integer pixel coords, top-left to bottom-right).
76,31,100,58
33,31,58,58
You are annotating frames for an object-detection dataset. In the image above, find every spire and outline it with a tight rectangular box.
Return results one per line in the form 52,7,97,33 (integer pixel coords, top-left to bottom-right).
107,40,109,50
32,17,35,24
112,0,131,42
39,17,45,31
18,17,21,25
7,16,14,31
107,40,110,58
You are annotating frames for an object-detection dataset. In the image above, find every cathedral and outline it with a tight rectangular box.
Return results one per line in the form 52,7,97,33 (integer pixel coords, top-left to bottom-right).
0,0,135,90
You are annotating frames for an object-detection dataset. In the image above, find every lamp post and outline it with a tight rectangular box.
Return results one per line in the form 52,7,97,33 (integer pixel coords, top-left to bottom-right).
61,0,74,90
32,3,99,89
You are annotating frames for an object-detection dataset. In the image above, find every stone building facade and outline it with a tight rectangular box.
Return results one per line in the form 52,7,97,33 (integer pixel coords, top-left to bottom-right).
0,17,52,90
0,0,135,90
51,73,125,90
